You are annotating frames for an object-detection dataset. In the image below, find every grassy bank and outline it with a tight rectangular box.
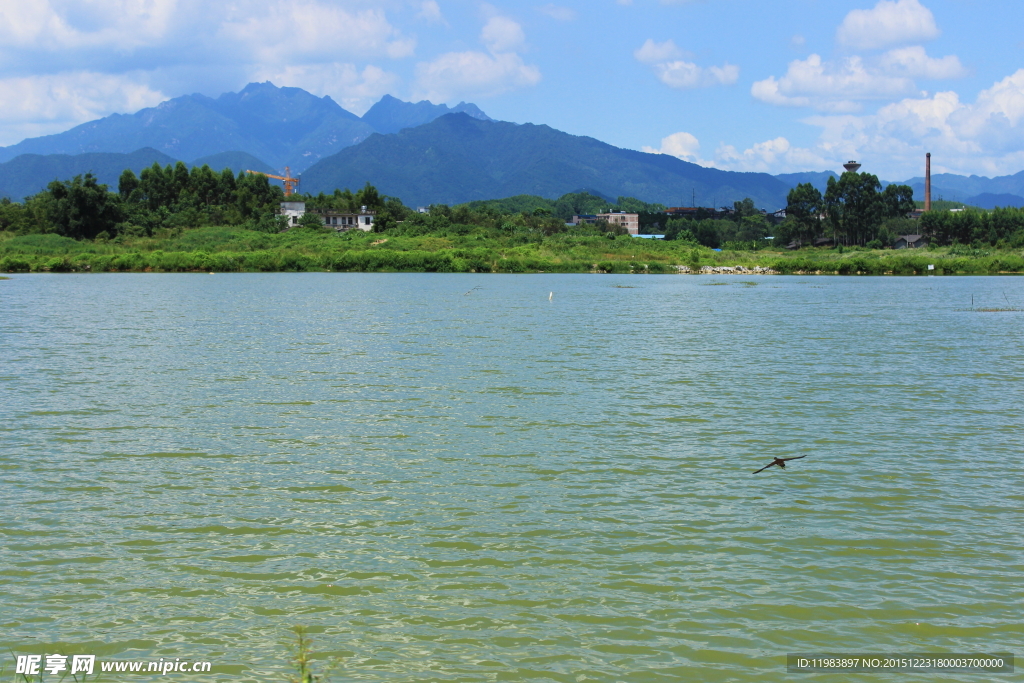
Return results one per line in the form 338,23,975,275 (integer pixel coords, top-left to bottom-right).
2,225,1024,275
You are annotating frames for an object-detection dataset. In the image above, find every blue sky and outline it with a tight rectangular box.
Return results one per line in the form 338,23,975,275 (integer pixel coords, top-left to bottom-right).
0,0,1021,180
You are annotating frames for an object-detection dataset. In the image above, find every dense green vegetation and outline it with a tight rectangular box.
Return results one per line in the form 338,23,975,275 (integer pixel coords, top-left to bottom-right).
4,220,1024,276
3,167,1024,275
0,162,287,240
774,171,916,247
0,148,181,203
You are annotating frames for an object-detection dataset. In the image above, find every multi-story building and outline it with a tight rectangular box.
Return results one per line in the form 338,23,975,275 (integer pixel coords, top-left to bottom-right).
597,212,639,235
571,212,639,234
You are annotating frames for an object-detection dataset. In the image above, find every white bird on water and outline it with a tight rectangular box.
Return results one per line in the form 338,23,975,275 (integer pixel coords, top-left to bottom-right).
549,292,553,301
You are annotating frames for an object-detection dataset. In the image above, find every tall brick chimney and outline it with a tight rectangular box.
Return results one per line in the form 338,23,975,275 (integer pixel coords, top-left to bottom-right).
925,153,931,212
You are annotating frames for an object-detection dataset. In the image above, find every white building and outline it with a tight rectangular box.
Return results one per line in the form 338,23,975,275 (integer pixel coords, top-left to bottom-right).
319,207,376,232
278,202,376,232
279,201,307,226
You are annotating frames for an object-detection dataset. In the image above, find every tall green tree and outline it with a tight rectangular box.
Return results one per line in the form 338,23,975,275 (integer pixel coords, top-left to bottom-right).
189,165,220,205
825,172,883,245
882,184,915,219
118,169,140,200
46,173,123,239
733,197,758,220
785,182,823,245
356,182,383,210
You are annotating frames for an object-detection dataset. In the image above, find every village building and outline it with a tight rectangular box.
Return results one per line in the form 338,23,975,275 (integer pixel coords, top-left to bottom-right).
315,207,376,231
894,234,928,249
569,212,639,234
279,201,306,226
277,201,376,232
597,212,639,235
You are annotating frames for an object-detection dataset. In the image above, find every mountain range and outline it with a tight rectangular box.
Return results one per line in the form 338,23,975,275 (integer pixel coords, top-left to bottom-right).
301,113,793,209
0,82,490,172
1,82,1022,210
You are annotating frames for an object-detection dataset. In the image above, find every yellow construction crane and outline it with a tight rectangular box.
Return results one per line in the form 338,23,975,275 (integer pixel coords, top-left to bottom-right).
246,166,299,197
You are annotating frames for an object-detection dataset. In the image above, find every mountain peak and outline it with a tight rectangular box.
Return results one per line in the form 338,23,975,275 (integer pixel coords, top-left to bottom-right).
0,81,374,169
361,95,491,135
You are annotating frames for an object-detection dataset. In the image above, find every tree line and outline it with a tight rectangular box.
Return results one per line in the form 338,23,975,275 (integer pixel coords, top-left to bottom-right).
776,172,916,247
661,198,772,248
776,171,1024,248
4,164,1024,250
0,162,287,239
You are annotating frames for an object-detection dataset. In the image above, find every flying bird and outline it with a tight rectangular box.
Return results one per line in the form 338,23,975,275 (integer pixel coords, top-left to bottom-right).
752,455,807,474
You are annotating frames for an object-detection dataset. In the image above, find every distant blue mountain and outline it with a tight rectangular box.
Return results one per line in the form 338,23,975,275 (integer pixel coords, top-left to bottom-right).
0,84,493,174
302,113,794,209
0,148,178,201
773,171,839,195
898,171,1024,201
964,193,1024,209
361,94,491,134
191,151,275,175
0,83,376,172
0,148,283,201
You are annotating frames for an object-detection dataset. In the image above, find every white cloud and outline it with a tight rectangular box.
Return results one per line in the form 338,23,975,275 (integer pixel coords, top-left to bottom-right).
413,13,539,102
635,39,737,89
800,69,1024,177
480,16,525,53
0,70,166,145
0,0,423,147
655,61,739,89
836,0,939,50
643,130,830,173
713,137,831,173
413,51,540,102
417,0,445,23
537,4,577,21
0,0,178,51
880,46,967,79
221,3,415,62
634,39,682,64
250,63,399,115
753,47,970,113
652,69,1024,178
752,54,917,111
642,131,705,163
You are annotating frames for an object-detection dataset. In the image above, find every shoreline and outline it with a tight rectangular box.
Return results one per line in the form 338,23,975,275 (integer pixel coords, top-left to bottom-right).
5,267,1024,277
3,226,1023,276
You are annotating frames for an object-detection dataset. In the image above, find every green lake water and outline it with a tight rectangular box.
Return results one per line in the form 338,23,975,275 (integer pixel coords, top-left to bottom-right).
1,273,1022,682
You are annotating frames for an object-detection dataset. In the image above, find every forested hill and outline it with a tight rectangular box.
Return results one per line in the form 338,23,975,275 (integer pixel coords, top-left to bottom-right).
0,148,279,202
301,113,793,209
0,149,177,202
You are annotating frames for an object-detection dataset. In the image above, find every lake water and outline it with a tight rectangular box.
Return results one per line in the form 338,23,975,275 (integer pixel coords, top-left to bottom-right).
2,273,1022,682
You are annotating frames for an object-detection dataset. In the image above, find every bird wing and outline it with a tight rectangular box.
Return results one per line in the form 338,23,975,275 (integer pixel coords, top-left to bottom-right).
781,455,807,462
752,463,773,474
